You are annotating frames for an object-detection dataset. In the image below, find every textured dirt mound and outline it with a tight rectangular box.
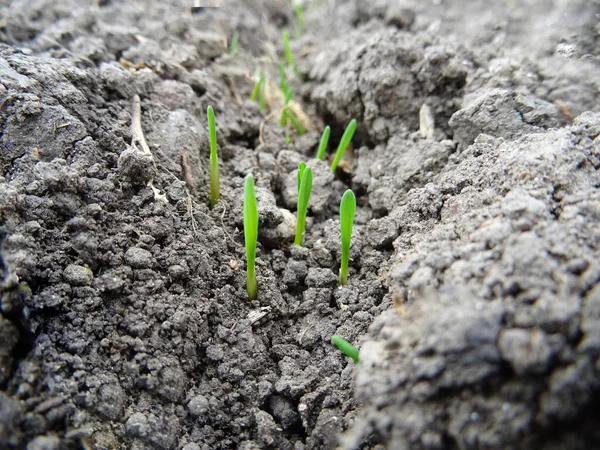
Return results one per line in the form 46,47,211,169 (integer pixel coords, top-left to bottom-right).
1,0,599,449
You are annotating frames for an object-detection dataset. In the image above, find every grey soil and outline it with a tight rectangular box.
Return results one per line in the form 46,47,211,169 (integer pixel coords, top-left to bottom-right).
1,0,599,449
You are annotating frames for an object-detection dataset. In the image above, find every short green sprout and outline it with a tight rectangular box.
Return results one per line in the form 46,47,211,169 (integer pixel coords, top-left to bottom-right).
244,174,258,300
280,87,294,126
331,119,357,172
207,106,220,208
251,73,266,111
331,335,359,362
294,162,313,245
230,32,239,52
339,189,356,285
316,126,330,160
286,109,305,135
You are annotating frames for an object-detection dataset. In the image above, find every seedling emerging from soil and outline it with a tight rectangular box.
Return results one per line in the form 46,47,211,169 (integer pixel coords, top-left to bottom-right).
244,174,258,300
316,126,331,160
251,73,266,111
230,32,239,52
339,189,356,285
331,119,357,172
295,162,313,245
331,335,359,362
207,106,220,208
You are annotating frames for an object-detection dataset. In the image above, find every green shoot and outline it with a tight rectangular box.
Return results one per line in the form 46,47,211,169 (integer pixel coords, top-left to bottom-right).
294,163,312,245
331,119,357,172
280,87,294,126
250,70,262,100
251,74,266,111
285,134,291,144
279,62,288,94
230,32,239,52
339,189,356,285
331,335,359,362
297,161,306,192
316,126,330,160
282,29,295,68
286,110,305,135
244,174,258,300
294,4,305,37
207,106,220,208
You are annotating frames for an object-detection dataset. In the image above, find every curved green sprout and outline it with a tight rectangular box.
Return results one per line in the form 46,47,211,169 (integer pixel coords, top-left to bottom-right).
294,163,313,245
331,119,357,172
244,174,258,300
331,335,359,362
207,106,220,208
339,189,356,285
316,126,330,160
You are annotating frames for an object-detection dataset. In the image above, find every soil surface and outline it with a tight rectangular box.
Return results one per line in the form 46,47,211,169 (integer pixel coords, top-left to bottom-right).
1,0,599,449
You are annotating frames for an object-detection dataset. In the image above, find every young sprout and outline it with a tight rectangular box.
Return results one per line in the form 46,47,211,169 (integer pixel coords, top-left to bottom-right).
286,109,305,135
316,126,331,160
280,87,294,126
331,335,359,362
294,3,305,37
207,106,220,208
230,32,239,52
331,119,357,172
279,62,288,94
251,73,266,111
244,174,258,300
294,162,313,245
339,189,356,285
282,29,295,68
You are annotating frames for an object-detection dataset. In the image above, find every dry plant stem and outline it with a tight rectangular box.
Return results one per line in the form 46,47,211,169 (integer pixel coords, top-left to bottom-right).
259,110,277,144
180,152,195,193
131,95,153,158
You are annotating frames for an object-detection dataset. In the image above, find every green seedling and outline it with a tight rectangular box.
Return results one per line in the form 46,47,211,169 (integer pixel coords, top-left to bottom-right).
230,32,239,52
280,87,294,126
339,189,356,285
316,125,330,160
331,119,357,172
279,62,288,94
285,134,291,144
294,162,313,245
286,109,305,135
244,174,258,300
294,3,305,37
331,335,359,362
207,106,220,208
251,73,267,111
282,29,295,68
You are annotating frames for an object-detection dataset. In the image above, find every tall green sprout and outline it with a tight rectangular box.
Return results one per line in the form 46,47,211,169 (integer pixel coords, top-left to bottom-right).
207,106,220,208
294,3,305,37
331,335,359,362
244,174,258,300
339,189,356,285
316,126,330,160
331,119,357,172
294,162,313,245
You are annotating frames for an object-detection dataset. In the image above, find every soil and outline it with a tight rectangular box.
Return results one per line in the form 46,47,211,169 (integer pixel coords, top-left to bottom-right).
0,0,599,449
